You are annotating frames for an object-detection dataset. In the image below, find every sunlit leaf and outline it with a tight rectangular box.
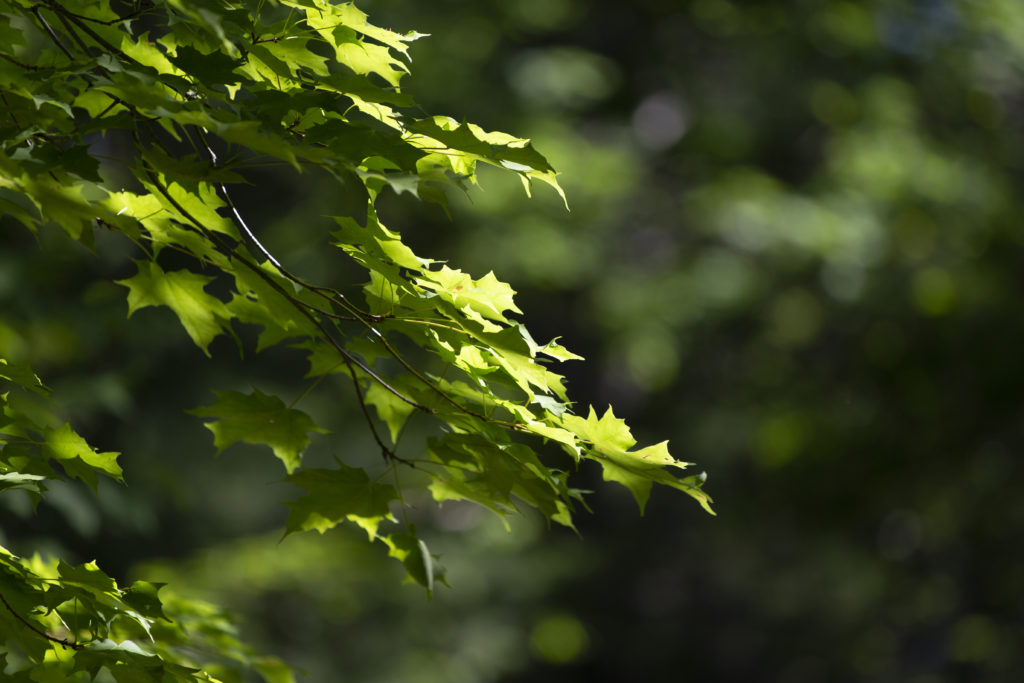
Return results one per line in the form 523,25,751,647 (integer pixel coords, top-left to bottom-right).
116,261,234,356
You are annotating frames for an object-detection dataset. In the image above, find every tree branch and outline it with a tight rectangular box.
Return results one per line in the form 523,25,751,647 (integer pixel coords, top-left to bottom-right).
0,591,83,651
140,164,434,415
30,6,74,60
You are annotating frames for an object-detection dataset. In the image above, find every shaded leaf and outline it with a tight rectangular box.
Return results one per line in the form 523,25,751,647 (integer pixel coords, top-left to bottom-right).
382,530,440,596
189,389,325,473
284,463,397,538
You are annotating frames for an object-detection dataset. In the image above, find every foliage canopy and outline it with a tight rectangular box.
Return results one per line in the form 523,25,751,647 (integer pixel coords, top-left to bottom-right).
0,0,711,679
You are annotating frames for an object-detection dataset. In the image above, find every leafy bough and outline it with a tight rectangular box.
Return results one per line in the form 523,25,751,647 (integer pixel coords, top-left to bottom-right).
0,358,293,680
0,0,712,676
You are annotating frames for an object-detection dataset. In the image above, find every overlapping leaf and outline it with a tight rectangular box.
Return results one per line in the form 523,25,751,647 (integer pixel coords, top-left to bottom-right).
0,5,713,672
284,462,397,538
0,355,282,680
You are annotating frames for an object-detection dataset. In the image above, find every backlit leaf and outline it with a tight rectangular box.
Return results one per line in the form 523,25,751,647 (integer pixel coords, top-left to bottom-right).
364,381,415,444
116,261,233,356
44,423,123,490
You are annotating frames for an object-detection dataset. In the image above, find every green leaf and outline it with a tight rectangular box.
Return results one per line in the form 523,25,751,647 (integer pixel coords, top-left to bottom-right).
0,358,46,394
19,176,101,241
254,656,297,683
363,381,415,444
468,325,570,400
116,261,234,356
382,530,440,595
331,208,431,286
562,405,637,452
44,422,123,489
169,45,243,85
123,581,169,622
416,266,522,330
294,339,354,378
226,261,319,351
57,559,118,594
561,407,710,514
284,463,397,538
252,39,329,78
425,433,575,527
0,472,47,494
189,389,325,473
406,116,568,206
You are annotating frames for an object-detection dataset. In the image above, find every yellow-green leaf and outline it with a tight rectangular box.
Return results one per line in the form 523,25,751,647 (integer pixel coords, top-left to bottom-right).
116,261,233,356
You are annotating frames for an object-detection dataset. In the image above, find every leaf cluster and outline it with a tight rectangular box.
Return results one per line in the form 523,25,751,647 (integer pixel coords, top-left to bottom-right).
0,0,712,678
1,358,291,680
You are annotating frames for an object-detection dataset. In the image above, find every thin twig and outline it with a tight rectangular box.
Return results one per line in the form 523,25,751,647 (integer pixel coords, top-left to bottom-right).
0,52,40,71
194,128,284,270
190,130,380,321
140,164,431,414
30,6,74,60
52,8,93,54
187,128,520,427
1,92,21,128
48,3,150,26
52,6,124,56
0,591,83,650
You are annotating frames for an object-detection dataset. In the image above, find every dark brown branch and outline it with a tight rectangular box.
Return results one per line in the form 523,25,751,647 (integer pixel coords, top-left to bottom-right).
344,354,412,465
52,8,94,54
30,6,74,60
139,163,432,415
1,93,21,128
187,126,521,427
0,52,40,71
49,4,150,26
0,591,83,650
50,5,123,57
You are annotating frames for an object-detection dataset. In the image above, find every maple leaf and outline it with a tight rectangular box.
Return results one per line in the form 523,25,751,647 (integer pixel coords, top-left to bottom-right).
562,406,708,513
44,423,123,490
116,261,233,356
189,390,325,473
285,463,398,539
416,266,523,329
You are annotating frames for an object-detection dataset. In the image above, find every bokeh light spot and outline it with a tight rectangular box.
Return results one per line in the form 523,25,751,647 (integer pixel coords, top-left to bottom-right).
507,47,620,110
529,613,589,665
632,92,689,151
768,289,823,347
877,509,922,561
809,81,860,127
754,411,809,467
950,614,1000,663
911,267,955,316
625,327,680,391
506,0,580,31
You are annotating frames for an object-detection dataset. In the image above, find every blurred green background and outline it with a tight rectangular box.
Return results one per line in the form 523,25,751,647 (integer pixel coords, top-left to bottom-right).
3,0,1024,680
